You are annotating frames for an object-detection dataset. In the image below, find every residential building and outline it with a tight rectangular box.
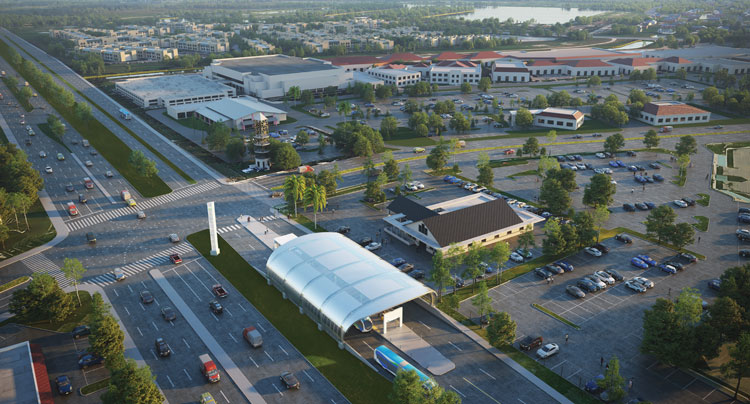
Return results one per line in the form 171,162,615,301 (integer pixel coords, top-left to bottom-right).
428,61,482,85
115,74,235,108
636,101,710,125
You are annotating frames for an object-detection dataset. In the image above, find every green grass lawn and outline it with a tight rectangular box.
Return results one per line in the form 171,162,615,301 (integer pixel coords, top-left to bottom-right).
696,193,710,207
163,112,209,131
384,127,437,147
506,117,620,136
692,216,709,232
0,276,30,293
37,122,72,152
294,213,328,233
1,77,33,112
0,198,56,261
80,377,110,395
0,291,93,332
489,157,534,168
187,230,392,404
508,169,539,179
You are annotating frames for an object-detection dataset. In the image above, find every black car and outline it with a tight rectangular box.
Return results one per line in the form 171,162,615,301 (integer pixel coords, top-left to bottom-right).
55,375,73,395
78,354,104,369
626,151,637,157
452,276,465,288
519,336,544,351
739,207,750,215
140,290,154,304
86,232,96,243
708,278,721,291
209,300,223,314
155,337,171,357
604,152,613,158
398,263,414,273
740,250,750,258
664,261,685,271
556,156,566,162
636,165,646,171
738,230,750,241
535,267,554,279
566,155,577,161
566,285,586,299
161,306,177,321
280,371,300,390
653,174,664,182
739,214,750,224
593,243,609,254
574,155,583,161
408,269,425,279
635,202,648,211
682,197,696,206
615,233,632,243
605,269,623,281
545,264,565,275
78,194,88,203
644,201,656,209
336,226,350,234
623,203,636,212
72,325,90,339
577,278,599,293
585,163,594,170
358,237,372,246
678,252,697,263
649,163,661,169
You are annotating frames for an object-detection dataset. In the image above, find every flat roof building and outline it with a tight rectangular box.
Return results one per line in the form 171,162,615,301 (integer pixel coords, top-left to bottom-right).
492,61,531,83
366,64,421,88
509,107,585,130
0,341,53,404
115,74,235,108
166,96,287,129
265,232,435,344
636,101,710,125
428,61,481,85
383,194,544,255
203,55,356,99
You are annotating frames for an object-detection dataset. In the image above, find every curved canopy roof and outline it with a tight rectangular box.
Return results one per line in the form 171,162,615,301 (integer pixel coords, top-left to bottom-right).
266,233,435,337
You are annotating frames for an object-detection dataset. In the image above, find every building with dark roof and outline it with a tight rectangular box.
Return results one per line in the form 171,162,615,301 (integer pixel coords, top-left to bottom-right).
636,101,710,125
383,194,543,254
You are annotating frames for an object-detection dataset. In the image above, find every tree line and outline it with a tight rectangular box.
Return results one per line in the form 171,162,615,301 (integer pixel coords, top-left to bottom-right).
0,144,44,249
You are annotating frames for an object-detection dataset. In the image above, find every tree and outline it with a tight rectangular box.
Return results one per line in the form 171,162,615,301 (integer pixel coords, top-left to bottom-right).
430,250,452,303
284,175,306,216
670,222,695,249
448,112,470,133
522,137,539,156
408,111,429,130
398,163,413,189
675,287,703,327
675,135,697,156
416,123,429,138
0,224,8,249
643,129,659,149
587,75,602,87
597,356,626,402
544,130,557,155
324,96,336,109
206,122,231,150
90,314,125,368
641,298,686,367
531,94,549,109
719,264,750,322
428,113,444,136
546,168,577,192
708,297,746,342
574,211,597,248
445,243,464,290
542,218,567,256
363,157,376,182
591,205,610,242
463,243,484,292
380,116,398,140
390,369,425,404
515,108,534,128
603,133,625,154
583,173,617,207
517,230,536,253
318,133,326,154
271,142,301,169
102,359,164,404
487,312,516,347
287,86,301,105
305,184,327,229
127,150,158,178
645,205,677,244
224,138,246,161
365,172,387,203
460,82,472,93
478,77,491,92
9,273,73,323
300,89,314,105
537,155,559,178
722,333,750,399
487,242,510,283
383,157,399,181
539,179,571,216
426,142,450,172
472,281,493,325
337,101,351,121
295,130,310,145
61,258,86,305
47,115,65,139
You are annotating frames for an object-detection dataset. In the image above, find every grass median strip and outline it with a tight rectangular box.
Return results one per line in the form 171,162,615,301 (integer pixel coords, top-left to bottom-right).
532,303,581,330
0,276,30,293
37,123,72,153
187,230,391,404
696,193,710,207
2,77,33,111
80,377,110,395
692,216,709,232
3,36,194,186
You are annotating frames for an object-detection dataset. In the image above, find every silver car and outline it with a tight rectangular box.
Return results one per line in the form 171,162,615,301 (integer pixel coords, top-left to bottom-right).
625,280,646,293
585,275,607,289
632,276,654,289
593,271,615,285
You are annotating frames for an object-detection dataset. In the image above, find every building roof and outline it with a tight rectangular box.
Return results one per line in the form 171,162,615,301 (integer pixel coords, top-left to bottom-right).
538,108,584,120
434,60,478,68
378,53,425,64
115,74,233,101
387,196,438,222
642,101,708,116
607,57,657,67
467,51,503,60
169,96,285,120
0,341,51,404
211,55,339,75
265,233,435,339
527,60,562,66
327,55,382,66
563,59,613,68
660,56,692,64
502,47,624,60
432,51,465,61
422,198,523,246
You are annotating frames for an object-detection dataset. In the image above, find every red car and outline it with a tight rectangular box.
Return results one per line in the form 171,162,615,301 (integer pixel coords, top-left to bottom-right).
504,149,515,155
169,254,182,264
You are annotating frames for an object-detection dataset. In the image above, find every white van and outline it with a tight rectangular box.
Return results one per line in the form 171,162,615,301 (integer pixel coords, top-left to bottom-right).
242,326,263,348
82,139,90,147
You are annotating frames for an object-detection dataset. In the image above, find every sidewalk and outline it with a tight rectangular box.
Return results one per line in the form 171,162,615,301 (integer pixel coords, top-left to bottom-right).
0,110,69,269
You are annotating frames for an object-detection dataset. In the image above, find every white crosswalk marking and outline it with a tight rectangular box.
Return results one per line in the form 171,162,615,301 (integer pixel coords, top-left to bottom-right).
66,182,220,232
82,243,195,288
22,254,71,289
217,224,242,234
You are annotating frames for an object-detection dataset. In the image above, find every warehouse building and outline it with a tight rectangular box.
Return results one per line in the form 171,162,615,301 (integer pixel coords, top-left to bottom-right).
166,96,287,129
635,101,710,125
115,74,235,108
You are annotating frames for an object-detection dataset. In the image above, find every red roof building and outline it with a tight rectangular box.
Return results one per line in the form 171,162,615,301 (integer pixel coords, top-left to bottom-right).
637,101,710,125
432,51,465,61
467,51,503,61
377,53,426,64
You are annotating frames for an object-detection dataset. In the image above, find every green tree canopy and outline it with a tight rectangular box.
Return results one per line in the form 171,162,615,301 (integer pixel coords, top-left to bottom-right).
645,205,677,244
583,173,617,207
603,133,625,154
515,108,534,128
487,312,516,347
675,135,697,156
644,129,659,149
102,359,164,404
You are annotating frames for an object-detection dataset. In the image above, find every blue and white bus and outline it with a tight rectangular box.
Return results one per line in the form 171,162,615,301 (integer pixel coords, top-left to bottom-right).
373,345,436,389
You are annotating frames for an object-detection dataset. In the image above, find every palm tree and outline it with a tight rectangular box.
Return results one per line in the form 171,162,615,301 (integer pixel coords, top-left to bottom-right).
283,175,306,217
306,184,327,229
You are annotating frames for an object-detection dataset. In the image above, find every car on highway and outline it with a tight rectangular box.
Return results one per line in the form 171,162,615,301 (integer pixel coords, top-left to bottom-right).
137,211,146,219
673,199,688,208
105,170,114,178
169,233,180,243
637,254,657,266
365,242,382,251
155,337,171,357
57,153,64,161
169,254,182,264
584,247,602,257
280,371,300,390
200,393,217,404
72,325,90,339
659,263,677,274
55,375,72,395
86,232,96,243
615,233,632,243
84,160,93,167
140,290,154,304
84,177,94,189
625,280,647,293
537,343,560,359
114,268,125,281
128,198,137,207
633,276,654,289
78,353,104,369
209,300,223,314
161,306,177,321
65,183,74,192
78,194,88,203
577,278,599,292
566,285,586,299
45,166,53,174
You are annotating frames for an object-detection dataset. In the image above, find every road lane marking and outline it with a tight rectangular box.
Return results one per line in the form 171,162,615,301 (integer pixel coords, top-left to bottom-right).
220,390,230,403
278,345,289,356
449,385,466,398
136,326,143,337
211,312,220,322
302,369,314,382
248,356,259,368
479,368,496,380
166,375,175,388
171,267,202,301
183,368,192,381
150,349,158,360
264,351,274,362
448,341,462,351
463,377,502,404
113,288,118,297
151,321,159,331
228,333,238,343
362,341,373,351
167,344,176,355
123,306,130,316
182,338,191,349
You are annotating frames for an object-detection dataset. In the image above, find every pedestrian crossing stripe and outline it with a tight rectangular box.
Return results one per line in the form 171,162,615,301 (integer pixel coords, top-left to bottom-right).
22,254,71,289
217,224,242,234
66,182,220,232
83,243,195,287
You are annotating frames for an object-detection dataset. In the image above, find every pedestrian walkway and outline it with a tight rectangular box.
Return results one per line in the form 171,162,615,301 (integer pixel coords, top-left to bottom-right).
83,243,194,287
217,224,242,234
374,322,455,376
66,182,220,231
237,215,280,249
22,253,71,289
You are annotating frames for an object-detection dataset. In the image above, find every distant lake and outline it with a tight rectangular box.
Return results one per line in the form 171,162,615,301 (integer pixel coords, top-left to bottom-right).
461,6,603,24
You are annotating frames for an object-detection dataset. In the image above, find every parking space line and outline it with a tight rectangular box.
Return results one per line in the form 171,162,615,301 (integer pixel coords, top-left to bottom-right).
478,368,496,380
228,332,238,343
238,303,247,312
450,385,466,398
567,368,582,379
264,351,274,362
256,323,266,333
248,356,259,368
183,368,192,381
220,390,231,403
549,360,567,371
211,312,219,322
127,285,134,294
182,338,191,349
224,307,233,317
518,399,527,404
302,369,315,382
272,385,283,397
463,377,502,404
278,345,289,356
448,341,462,351
682,378,697,390
703,389,716,400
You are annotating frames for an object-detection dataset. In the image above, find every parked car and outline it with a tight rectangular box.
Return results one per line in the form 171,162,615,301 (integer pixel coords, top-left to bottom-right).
509,252,525,263
593,243,609,254
72,325,90,339
635,202,648,210
55,375,73,395
659,263,677,274
649,163,661,169
585,275,607,289
609,161,619,168
398,263,414,273
682,197,696,206
605,269,623,281
408,269,425,279
566,285,586,299
653,174,664,182
615,234,632,243
616,160,626,167
673,199,688,208
584,247,602,257
663,261,684,271
678,252,697,263
625,280,647,293
336,226,350,234
391,258,406,267
519,336,543,351
739,214,750,224
365,242,382,251
594,271,615,285
632,276,654,288
78,354,104,369
708,279,721,291
623,203,636,212
577,278,599,292
535,267,554,279
545,264,565,275
555,261,574,272
515,248,533,259
637,254,657,266
169,254,182,264
537,343,560,359
739,249,750,258
738,229,750,241
739,207,750,214
358,237,372,247
644,201,656,209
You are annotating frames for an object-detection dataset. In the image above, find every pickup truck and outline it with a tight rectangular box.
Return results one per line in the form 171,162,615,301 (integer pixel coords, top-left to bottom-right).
212,284,228,298
199,354,220,383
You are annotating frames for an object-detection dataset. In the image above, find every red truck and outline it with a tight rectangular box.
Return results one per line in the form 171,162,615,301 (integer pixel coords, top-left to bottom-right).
212,284,228,298
199,354,220,383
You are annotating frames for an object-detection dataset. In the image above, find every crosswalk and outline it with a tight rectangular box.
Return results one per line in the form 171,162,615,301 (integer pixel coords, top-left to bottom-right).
217,224,242,234
83,243,195,288
66,182,221,232
22,254,71,289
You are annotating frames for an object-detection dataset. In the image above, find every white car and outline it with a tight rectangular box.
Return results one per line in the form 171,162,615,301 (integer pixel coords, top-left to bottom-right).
673,200,688,208
633,276,654,289
365,242,382,251
85,160,93,167
515,248,532,259
39,151,47,158
415,182,425,189
509,252,524,263
594,270,615,285
585,275,607,289
45,166,53,173
169,233,180,243
594,168,604,174
105,171,114,178
611,180,617,185
241,166,256,173
595,153,606,159
603,168,613,174
584,247,602,257
575,163,586,170
625,280,647,293
536,343,560,359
